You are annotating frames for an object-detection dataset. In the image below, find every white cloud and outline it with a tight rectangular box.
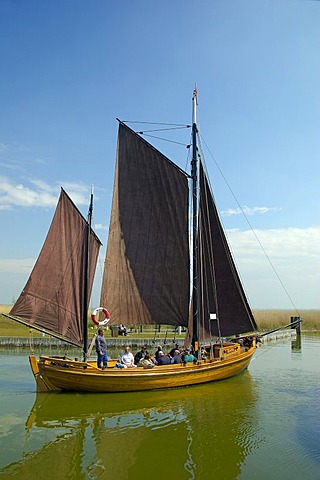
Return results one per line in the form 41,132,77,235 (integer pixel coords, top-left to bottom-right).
226,226,320,309
94,223,108,231
221,206,281,216
226,226,320,260
57,181,91,206
0,176,90,209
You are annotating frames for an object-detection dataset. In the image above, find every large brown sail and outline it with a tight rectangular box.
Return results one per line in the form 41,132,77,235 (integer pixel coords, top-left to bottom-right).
100,123,190,327
197,162,257,339
10,189,101,346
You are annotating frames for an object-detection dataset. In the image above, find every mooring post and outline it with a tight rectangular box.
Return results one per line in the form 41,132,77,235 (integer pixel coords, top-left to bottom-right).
291,316,301,335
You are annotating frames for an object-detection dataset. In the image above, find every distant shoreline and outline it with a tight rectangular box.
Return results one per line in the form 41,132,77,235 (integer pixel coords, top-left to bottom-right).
1,308,320,343
0,329,301,349
0,336,172,349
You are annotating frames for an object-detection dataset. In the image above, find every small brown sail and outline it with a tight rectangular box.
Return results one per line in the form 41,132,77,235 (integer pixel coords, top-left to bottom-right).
10,189,101,346
100,123,190,327
197,162,257,340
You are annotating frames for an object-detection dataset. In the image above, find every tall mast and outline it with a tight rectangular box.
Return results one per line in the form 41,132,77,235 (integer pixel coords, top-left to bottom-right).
83,186,94,361
191,88,199,352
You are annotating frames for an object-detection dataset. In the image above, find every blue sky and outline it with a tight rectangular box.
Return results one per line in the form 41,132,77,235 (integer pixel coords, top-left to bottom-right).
0,0,319,310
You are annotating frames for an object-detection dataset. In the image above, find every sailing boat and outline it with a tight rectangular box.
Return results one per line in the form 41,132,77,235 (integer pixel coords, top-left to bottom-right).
5,90,258,392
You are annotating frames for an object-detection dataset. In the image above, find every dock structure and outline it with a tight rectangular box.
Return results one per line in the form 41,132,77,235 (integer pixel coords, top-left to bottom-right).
260,329,298,343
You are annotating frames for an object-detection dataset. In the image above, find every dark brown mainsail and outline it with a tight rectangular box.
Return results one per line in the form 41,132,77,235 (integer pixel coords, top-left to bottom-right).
10,189,101,346
100,122,190,327
197,162,257,339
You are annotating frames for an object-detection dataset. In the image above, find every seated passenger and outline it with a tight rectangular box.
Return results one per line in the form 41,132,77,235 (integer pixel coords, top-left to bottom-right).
137,354,154,369
120,346,137,368
155,345,163,360
114,360,126,369
118,324,127,336
169,343,182,357
200,347,208,360
134,345,148,365
157,351,171,366
243,336,254,347
170,350,182,364
150,355,158,365
181,349,197,363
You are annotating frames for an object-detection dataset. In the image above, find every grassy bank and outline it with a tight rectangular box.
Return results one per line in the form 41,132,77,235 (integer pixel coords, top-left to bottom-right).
254,309,320,332
1,304,319,337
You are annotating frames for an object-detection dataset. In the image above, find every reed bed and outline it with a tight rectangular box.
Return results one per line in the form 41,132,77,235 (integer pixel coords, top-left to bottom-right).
253,309,320,332
0,306,39,337
0,304,10,315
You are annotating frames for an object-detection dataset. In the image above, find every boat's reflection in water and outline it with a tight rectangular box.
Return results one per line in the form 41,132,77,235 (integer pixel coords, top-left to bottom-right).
1,371,260,479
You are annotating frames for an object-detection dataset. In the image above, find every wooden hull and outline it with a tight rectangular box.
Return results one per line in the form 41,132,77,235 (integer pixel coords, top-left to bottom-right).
29,342,256,393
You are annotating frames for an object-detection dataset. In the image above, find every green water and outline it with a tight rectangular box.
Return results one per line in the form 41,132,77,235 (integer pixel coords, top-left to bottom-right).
0,335,319,479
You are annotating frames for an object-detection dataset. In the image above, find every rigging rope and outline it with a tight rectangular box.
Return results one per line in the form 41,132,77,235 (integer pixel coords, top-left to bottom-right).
138,126,191,133
198,132,300,315
122,120,191,148
122,120,190,127
139,133,189,147
251,341,279,361
28,328,34,354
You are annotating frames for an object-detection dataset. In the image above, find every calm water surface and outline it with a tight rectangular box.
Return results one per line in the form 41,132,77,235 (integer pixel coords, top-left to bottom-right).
0,335,319,479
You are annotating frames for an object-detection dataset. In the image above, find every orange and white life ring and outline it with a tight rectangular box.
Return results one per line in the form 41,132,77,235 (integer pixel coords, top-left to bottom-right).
91,307,110,326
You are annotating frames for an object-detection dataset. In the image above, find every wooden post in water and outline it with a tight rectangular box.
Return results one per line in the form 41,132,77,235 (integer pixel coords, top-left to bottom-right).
291,316,301,335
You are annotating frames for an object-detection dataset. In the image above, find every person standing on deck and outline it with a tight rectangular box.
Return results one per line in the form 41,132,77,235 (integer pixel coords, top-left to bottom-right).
95,328,108,369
